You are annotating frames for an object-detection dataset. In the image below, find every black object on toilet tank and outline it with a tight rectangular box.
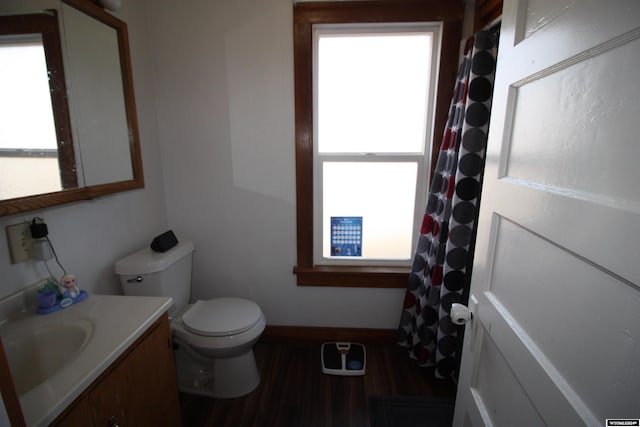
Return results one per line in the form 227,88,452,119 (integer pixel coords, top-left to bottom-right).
150,230,179,252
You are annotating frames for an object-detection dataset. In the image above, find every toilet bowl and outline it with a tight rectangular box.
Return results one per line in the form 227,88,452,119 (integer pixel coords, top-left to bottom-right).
115,240,266,398
171,298,266,398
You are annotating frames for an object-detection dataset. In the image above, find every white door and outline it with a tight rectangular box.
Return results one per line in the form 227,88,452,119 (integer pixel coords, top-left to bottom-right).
453,0,640,426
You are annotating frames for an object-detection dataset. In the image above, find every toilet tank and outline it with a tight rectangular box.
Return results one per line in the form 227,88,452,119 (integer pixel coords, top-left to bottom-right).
115,240,195,318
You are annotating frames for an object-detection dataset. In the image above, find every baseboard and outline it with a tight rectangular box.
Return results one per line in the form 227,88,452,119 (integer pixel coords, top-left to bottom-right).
260,325,397,346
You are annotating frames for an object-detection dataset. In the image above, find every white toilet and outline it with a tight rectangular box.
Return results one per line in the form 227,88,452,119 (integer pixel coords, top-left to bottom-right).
115,240,266,398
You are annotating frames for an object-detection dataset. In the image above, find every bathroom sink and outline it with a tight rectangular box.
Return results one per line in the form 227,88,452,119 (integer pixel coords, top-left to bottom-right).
2,318,93,396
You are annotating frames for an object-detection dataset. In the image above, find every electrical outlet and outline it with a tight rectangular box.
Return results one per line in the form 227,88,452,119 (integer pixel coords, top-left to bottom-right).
5,222,33,264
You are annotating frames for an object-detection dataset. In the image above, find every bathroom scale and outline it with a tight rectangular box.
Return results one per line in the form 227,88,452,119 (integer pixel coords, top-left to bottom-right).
321,342,366,376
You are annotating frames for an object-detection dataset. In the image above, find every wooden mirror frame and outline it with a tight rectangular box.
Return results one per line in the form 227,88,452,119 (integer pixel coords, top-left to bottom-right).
0,0,143,216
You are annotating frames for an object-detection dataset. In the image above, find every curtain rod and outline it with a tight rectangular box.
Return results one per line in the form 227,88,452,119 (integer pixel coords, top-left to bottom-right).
482,15,501,31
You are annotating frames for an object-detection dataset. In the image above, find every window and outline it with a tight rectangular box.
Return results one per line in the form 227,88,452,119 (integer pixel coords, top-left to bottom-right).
293,1,464,287
0,36,63,199
315,24,438,266
0,12,77,200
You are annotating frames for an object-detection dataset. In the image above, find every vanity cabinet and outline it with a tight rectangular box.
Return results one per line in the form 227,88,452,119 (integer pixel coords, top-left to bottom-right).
52,314,181,426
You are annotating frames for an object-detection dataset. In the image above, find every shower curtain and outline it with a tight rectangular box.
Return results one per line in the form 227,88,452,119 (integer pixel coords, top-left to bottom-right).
397,30,498,379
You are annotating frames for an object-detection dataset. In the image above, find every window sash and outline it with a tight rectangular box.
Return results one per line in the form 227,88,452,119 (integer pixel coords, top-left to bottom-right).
313,23,438,155
314,154,426,266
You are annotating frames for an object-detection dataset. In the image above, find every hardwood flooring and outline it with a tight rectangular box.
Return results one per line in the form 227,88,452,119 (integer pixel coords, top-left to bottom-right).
179,342,457,427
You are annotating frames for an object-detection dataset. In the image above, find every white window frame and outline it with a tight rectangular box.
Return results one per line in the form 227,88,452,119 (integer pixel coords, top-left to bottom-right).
312,22,442,267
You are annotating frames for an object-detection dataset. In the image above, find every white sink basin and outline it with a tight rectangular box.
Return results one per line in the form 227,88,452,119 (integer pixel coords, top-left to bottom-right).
2,318,93,395
0,289,172,427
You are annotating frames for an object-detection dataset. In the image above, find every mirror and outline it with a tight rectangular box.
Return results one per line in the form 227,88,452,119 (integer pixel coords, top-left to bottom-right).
0,0,143,216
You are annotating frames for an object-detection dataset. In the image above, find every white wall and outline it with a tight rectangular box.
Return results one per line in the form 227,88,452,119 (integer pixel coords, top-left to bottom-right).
147,0,405,328
0,1,168,298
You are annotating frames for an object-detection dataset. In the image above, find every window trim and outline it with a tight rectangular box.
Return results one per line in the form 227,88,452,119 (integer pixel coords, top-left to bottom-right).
293,0,464,288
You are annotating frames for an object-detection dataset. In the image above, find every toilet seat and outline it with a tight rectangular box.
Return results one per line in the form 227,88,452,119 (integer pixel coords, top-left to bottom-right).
182,297,263,337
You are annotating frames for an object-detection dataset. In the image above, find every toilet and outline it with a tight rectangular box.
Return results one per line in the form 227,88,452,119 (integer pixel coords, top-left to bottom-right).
114,240,266,398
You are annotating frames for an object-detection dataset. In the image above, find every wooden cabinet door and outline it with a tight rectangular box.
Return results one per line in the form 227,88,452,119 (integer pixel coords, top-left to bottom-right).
89,315,181,426
51,396,94,427
0,338,25,427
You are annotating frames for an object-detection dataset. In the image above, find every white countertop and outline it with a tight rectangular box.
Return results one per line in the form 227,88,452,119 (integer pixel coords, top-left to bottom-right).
0,293,172,427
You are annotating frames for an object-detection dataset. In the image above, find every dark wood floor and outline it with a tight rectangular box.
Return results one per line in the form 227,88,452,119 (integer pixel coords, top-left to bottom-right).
179,342,457,427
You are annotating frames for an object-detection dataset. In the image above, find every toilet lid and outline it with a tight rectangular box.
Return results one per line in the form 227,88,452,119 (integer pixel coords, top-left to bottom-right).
182,298,263,337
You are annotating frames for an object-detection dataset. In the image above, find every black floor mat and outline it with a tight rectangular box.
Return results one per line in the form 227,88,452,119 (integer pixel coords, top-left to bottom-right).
369,396,455,427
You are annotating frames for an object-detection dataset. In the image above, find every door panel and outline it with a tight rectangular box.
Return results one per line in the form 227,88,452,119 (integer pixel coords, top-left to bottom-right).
490,217,640,418
507,36,640,203
454,0,640,425
521,0,639,43
474,332,545,427
474,289,594,425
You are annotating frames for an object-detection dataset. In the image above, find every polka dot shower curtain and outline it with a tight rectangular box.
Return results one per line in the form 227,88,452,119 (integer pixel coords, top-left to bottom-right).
397,30,498,379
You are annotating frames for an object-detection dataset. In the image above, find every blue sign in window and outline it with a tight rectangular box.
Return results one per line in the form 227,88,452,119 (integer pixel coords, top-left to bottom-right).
330,216,362,257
